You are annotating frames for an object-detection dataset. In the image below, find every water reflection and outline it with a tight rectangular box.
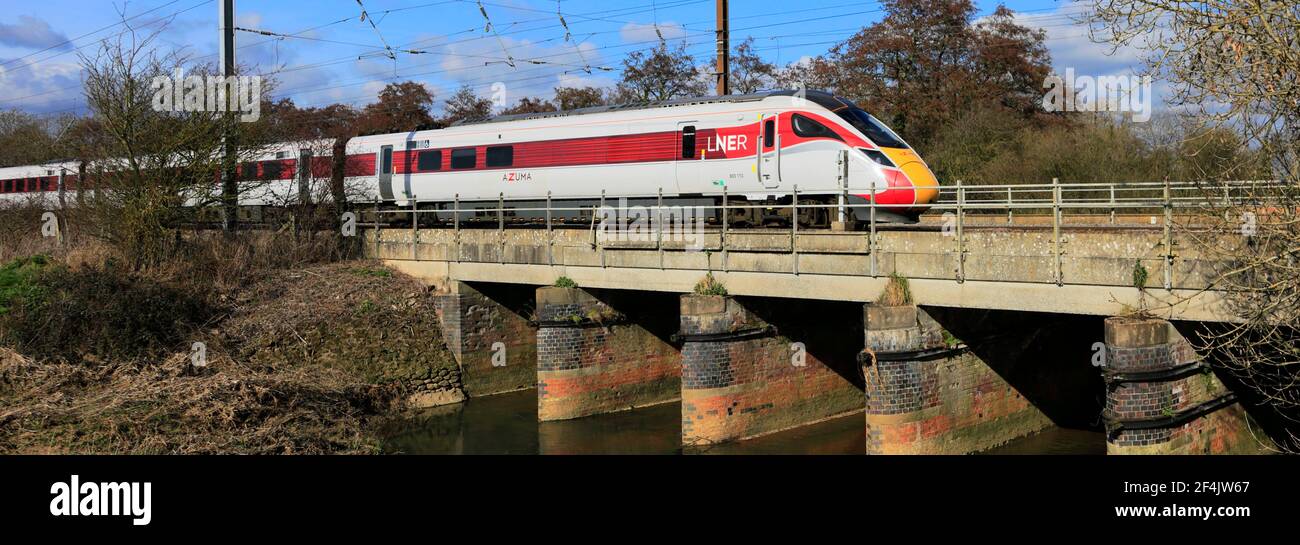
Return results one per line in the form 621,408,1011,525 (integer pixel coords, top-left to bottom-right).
381,389,1104,455
980,427,1107,455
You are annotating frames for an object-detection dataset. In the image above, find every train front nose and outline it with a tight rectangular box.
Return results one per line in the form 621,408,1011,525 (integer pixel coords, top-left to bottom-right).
879,147,939,206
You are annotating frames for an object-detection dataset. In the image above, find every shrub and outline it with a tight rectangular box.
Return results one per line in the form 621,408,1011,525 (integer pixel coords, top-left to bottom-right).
0,259,215,362
554,276,578,288
693,273,728,296
0,255,51,314
1132,261,1149,290
877,273,912,306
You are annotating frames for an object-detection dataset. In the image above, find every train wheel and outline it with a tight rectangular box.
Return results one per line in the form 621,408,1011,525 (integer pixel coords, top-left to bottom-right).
796,198,829,228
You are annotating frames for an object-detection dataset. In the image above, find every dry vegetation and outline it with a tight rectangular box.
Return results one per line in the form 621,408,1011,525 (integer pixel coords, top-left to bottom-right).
0,220,457,454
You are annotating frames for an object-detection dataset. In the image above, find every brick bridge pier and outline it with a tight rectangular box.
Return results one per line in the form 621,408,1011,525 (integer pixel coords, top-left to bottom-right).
376,222,1270,454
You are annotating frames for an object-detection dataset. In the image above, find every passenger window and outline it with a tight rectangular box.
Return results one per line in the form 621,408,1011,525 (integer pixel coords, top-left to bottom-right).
681,126,696,158
763,119,775,148
791,114,843,141
417,150,442,171
262,161,282,180
451,148,477,169
486,146,513,167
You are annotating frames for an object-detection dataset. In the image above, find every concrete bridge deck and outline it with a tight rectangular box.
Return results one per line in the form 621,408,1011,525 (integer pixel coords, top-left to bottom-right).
367,224,1233,322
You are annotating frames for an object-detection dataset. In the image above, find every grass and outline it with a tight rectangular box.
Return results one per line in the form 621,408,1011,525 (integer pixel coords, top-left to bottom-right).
0,233,457,454
0,255,50,314
353,266,392,278
877,273,913,306
693,273,728,296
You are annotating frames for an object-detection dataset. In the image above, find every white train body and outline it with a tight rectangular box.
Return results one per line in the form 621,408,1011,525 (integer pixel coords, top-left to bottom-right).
0,91,940,220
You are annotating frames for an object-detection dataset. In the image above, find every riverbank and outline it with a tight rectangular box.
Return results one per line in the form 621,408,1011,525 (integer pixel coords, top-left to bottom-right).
0,235,460,454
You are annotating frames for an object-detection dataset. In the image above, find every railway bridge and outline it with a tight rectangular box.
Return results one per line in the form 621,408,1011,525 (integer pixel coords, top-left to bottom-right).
364,180,1273,454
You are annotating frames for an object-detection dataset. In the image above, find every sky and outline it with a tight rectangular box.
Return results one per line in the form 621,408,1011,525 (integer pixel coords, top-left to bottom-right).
0,0,1151,117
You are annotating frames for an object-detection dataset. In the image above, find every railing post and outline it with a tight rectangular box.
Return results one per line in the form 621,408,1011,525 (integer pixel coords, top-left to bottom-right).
1163,177,1173,291
373,196,380,258
1006,186,1013,225
498,192,505,264
956,179,965,283
1109,184,1117,224
792,185,799,275
598,190,606,268
1052,177,1063,286
453,193,460,263
721,185,729,273
657,188,665,270
837,150,848,224
546,190,553,267
410,196,418,260
869,184,878,277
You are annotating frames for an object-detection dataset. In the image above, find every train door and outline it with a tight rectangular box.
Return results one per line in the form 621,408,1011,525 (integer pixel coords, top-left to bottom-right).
675,122,700,189
758,113,781,189
402,140,416,200
378,145,395,201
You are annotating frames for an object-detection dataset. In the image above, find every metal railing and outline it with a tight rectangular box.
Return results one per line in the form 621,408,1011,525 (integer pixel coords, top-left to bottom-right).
366,173,1288,290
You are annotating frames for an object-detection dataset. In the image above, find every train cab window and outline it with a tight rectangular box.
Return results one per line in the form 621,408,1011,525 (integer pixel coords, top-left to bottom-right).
763,119,775,148
262,161,282,180
486,146,513,167
451,148,476,169
417,150,442,171
681,126,696,158
837,108,909,149
380,147,393,175
791,114,843,141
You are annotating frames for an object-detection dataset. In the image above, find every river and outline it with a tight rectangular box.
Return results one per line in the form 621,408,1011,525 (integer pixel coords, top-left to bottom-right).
381,389,1106,454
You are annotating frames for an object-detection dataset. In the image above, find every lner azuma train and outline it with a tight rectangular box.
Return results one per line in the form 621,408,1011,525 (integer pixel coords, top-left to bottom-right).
0,90,940,225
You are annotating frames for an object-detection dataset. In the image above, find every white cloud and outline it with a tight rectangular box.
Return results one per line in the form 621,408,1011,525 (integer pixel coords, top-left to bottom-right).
433,34,614,102
236,12,263,30
0,57,84,114
1006,5,1174,112
618,21,686,44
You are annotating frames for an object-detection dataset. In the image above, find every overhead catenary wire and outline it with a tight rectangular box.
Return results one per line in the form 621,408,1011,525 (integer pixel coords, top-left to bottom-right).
12,1,1096,122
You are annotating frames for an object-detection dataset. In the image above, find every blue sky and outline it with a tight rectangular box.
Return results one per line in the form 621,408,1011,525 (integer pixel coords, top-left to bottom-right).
0,0,1145,116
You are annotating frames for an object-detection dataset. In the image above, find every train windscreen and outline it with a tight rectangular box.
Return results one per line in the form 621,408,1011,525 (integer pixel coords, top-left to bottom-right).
837,108,909,149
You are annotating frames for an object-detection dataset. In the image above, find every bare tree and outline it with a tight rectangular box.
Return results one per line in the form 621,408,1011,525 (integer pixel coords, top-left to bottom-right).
76,18,273,266
1090,0,1300,449
730,37,777,94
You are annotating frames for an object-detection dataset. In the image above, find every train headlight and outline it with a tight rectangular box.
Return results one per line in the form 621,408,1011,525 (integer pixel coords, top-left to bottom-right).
860,148,896,168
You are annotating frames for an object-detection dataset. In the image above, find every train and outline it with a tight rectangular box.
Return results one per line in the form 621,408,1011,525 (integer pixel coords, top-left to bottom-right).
0,90,941,226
